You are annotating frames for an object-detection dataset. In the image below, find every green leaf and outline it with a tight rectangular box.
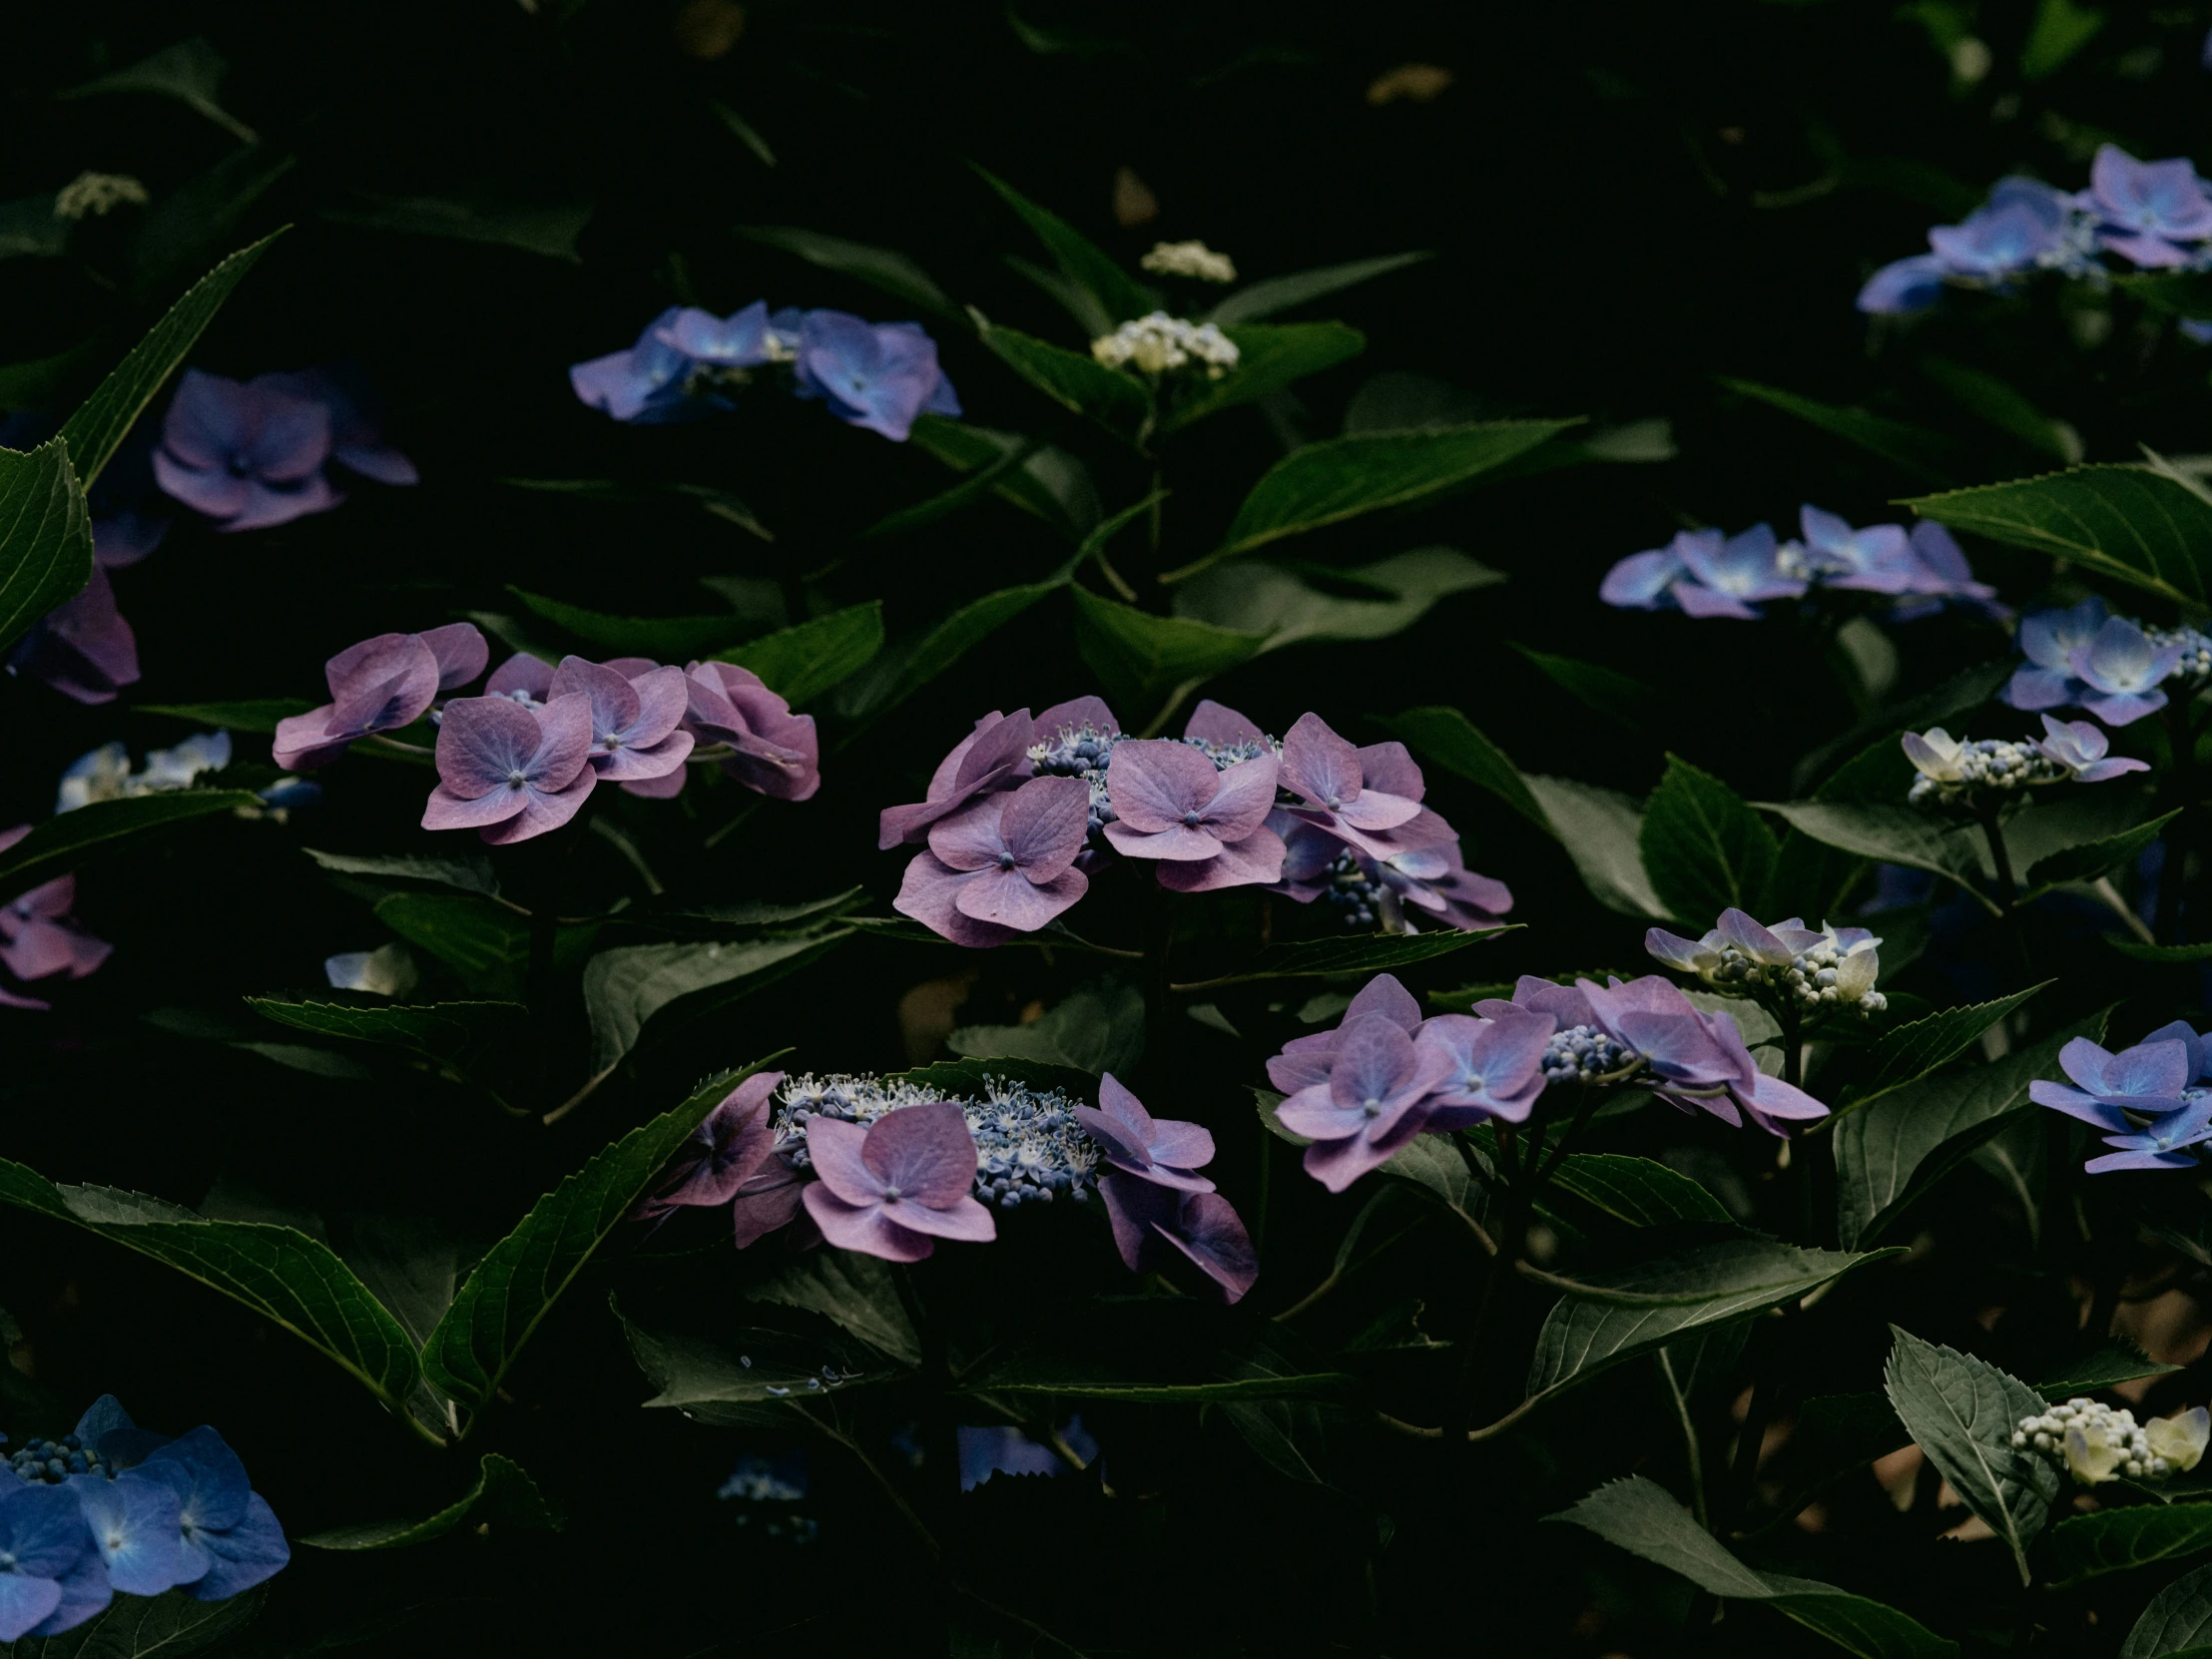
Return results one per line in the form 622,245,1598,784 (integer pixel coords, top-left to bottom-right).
127,148,292,303
2035,1341,2180,1398
2114,938,2212,963
1220,1398,1333,1486
508,588,757,660
1836,1009,2109,1248
0,437,94,657
735,226,956,320
719,601,884,707
2047,1505,2212,1589
1524,1239,1900,1411
2125,273,2212,323
421,1066,770,1408
959,1315,1350,1404
57,37,258,143
1171,547,1503,652
743,1250,922,1367
1,1585,268,1658
369,895,553,999
1640,755,1781,925
1758,1392,1917,1530
1761,802,1990,911
581,932,846,1079
2121,1560,2212,1656
297,1453,559,1549
2024,809,2179,894
949,978,1144,1076
1904,466,2212,610
307,848,497,895
1165,420,1578,581
0,792,260,891
1918,355,2082,464
1155,321,1367,435
1792,660,2013,796
1551,1475,1956,1659
1180,927,1509,988
1883,1327,2061,1584
857,436,1040,541
1847,982,2052,1109
1382,706,1549,833
1513,645,1657,732
974,317,1152,444
1525,775,1669,918
1070,584,1264,713
1205,253,1432,325
908,416,1101,540
840,575,1066,722
616,1307,899,1426
974,167,1156,332
138,698,314,734
2020,0,2105,79
245,997,526,1068
57,233,279,489
0,1159,419,1413
1718,376,1957,486
1549,1154,1733,1227
321,193,593,262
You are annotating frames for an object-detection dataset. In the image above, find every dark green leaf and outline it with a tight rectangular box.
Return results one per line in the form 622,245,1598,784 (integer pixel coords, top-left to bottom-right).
1179,927,1510,988
0,340,109,414
1550,1154,1733,1227
1847,982,2051,1109
1220,1397,1332,1485
322,193,592,262
298,1453,559,1549
719,601,884,707
138,698,313,734
1718,376,1957,486
975,317,1152,444
839,575,1066,722
1172,547,1503,652
948,979,1144,1075
245,997,526,1067
1792,661,2013,796
2,1585,267,1658
1758,1392,1916,1531
1836,1009,2108,1248
974,168,1156,331
1903,466,2212,610
421,1066,772,1408
2035,1341,2180,1398
2126,273,2212,323
57,38,256,141
1525,775,1669,918
507,588,757,660
1156,322,1367,435
857,437,1038,541
2046,1503,2212,1589
581,932,846,1078
0,792,259,891
58,234,278,489
1165,421,1578,581
960,1317,1350,1404
1205,253,1431,325
2024,809,2179,894
2121,1561,2212,1657
306,848,497,895
1513,646,1656,732
0,1159,419,1413
615,1305,901,1426
0,196,71,263
0,437,94,656
2112,938,2212,963
1883,1327,2060,1583
1070,584,1265,712
907,416,1102,540
1918,355,2081,463
736,226,956,319
1639,755,1781,925
1551,1475,1957,1659
2020,0,2105,79
127,148,292,301
1382,706,1549,832
743,1251,922,1367
1762,802,1990,910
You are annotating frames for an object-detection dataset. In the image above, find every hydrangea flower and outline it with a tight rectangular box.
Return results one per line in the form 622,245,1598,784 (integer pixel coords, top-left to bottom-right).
1090,313,1241,378
58,733,233,813
1645,908,1887,1017
1102,739,1284,891
274,623,488,772
2004,596,2109,711
800,1103,999,1262
792,310,961,442
2036,714,2152,783
1276,713,1452,863
2030,1022,2212,1170
7,566,139,705
638,1072,786,1227
130,1428,289,1600
655,301,801,370
421,694,597,844
550,657,694,789
1601,512,1994,620
1099,1176,1258,1303
2081,144,2212,269
2066,617,2186,725
877,709,1041,848
1858,176,2094,313
1268,973,1423,1093
1409,1008,1554,1127
1902,716,2145,807
894,776,1091,946
0,1479,100,1639
1141,241,1237,281
1076,1073,1216,1192
681,662,820,801
958,1417,1100,1490
0,827,112,1012
570,305,758,424
322,942,417,997
2015,1398,2210,1483
154,367,413,531
1577,974,1828,1135
1276,1014,1454,1191
1789,507,1921,594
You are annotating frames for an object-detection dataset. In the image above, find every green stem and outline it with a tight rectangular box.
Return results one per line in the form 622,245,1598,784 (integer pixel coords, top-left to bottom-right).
1655,1348,1711,1532
1977,801,2018,908
1141,878,1174,1085
2159,698,2196,943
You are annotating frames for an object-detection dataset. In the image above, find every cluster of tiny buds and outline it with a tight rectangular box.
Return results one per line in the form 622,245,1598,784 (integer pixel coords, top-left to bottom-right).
1707,941,1888,1016
1090,313,1242,378
2015,1399,2170,1481
1908,738,2068,806
773,1073,1102,1210
1321,851,1389,930
4,1432,110,1485
2148,625,2212,686
1140,241,1238,282
1542,1024,1636,1083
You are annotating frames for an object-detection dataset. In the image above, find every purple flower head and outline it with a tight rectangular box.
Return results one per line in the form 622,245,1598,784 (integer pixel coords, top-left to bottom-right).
1858,253,1948,314
72,1471,186,1596
2005,596,2108,712
1266,972,1424,1092
800,1102,997,1262
549,656,694,786
1799,507,1919,593
1673,523,1806,619
2085,145,2212,269
259,365,418,486
1373,839,1513,931
422,693,598,844
2084,1096,2212,1172
893,776,1091,946
729,1154,810,1249
1599,534,1691,609
2066,616,2184,726
1104,740,1286,891
1928,200,2065,277
792,310,960,442
571,306,731,424
1099,1174,1257,1303
7,565,139,705
653,300,798,368
134,1427,288,1601
0,1480,101,1639
1894,522,2004,620
1075,1073,1216,1192
485,651,553,707
153,368,400,532
879,710,1038,848
2035,713,2151,783
1577,974,1829,1135
1412,1009,1554,1128
1472,974,1600,1028
0,836,113,1003
682,662,821,801
1184,699,1268,746
273,622,488,771
1279,714,1454,862
639,1072,786,1221
2030,1033,2197,1131
1277,1014,1453,1192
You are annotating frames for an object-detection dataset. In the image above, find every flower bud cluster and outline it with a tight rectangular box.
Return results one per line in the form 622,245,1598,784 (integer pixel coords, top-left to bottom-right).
1140,241,1238,282
1707,936,1889,1016
5,1431,112,1485
1090,312,1242,378
1541,1023,1636,1083
774,1072,1101,1209
1906,736,2068,806
2147,624,2212,686
2014,1399,2167,1483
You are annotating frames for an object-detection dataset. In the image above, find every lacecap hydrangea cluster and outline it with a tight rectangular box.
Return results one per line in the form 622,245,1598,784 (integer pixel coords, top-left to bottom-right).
775,1073,1102,1208
2003,596,2212,729
2013,1398,2210,1485
570,300,959,442
1139,240,1238,282
1646,908,1888,1018
1860,145,2212,316
1903,717,2146,808
1090,313,1242,379
2032,1022,2212,1173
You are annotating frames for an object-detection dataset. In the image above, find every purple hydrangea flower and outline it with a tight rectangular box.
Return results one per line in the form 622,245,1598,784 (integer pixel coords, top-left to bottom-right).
1857,253,1948,315
1276,1013,1454,1192
0,1480,101,1639
1798,506,1921,594
2005,597,2108,711
1894,522,2004,619
894,776,1091,946
1410,1008,1553,1127
636,1071,786,1224
421,693,598,844
2031,1029,2197,1130
154,367,413,530
7,565,139,705
800,1102,997,1262
2066,616,2184,726
958,1416,1098,1490
1598,533,1693,609
2082,145,2212,269
1927,184,2070,276
2036,713,2151,782
1103,739,1285,891
1075,1073,1216,1192
878,710,1039,848
1099,1175,1258,1303
654,301,800,368
681,662,821,802
1670,524,1807,619
273,623,488,771
1371,840,1513,932
549,656,694,789
1576,974,1829,1135
1267,973,1424,1093
571,306,731,424
1278,714,1453,862
2083,1103,2212,1172
792,310,960,442
0,830,113,1011
259,366,417,486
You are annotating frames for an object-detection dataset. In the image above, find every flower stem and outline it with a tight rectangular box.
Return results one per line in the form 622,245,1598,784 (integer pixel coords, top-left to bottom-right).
1140,877,1174,1085
1977,801,2018,908
2159,698,2197,943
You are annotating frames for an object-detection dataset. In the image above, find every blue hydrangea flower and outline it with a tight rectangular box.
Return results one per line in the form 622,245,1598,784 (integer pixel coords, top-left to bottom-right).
132,1428,288,1601
1670,524,1806,619
2082,145,2212,269
792,310,960,442
2005,597,2109,711
0,1479,101,1640
1859,176,2092,313
570,306,744,424
2067,616,2185,726
1792,507,1920,593
71,1471,186,1596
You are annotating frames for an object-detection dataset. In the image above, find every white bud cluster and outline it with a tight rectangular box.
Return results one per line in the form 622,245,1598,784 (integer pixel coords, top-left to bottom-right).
2149,625,2212,687
1140,241,1238,282
54,172,149,222
1091,313,1242,379
1908,737,2067,807
2014,1398,2168,1484
1706,939,1888,1016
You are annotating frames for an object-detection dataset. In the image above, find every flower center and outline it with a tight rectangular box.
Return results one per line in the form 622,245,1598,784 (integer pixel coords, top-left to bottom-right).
996,851,1016,870
1362,1096,1382,1117
1181,810,1203,828
507,770,528,790
882,1186,901,1204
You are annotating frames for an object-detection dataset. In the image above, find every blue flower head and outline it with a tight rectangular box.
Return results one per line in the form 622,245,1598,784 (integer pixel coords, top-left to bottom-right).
134,1427,289,1601
792,310,960,441
0,1479,101,1641
570,306,745,424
